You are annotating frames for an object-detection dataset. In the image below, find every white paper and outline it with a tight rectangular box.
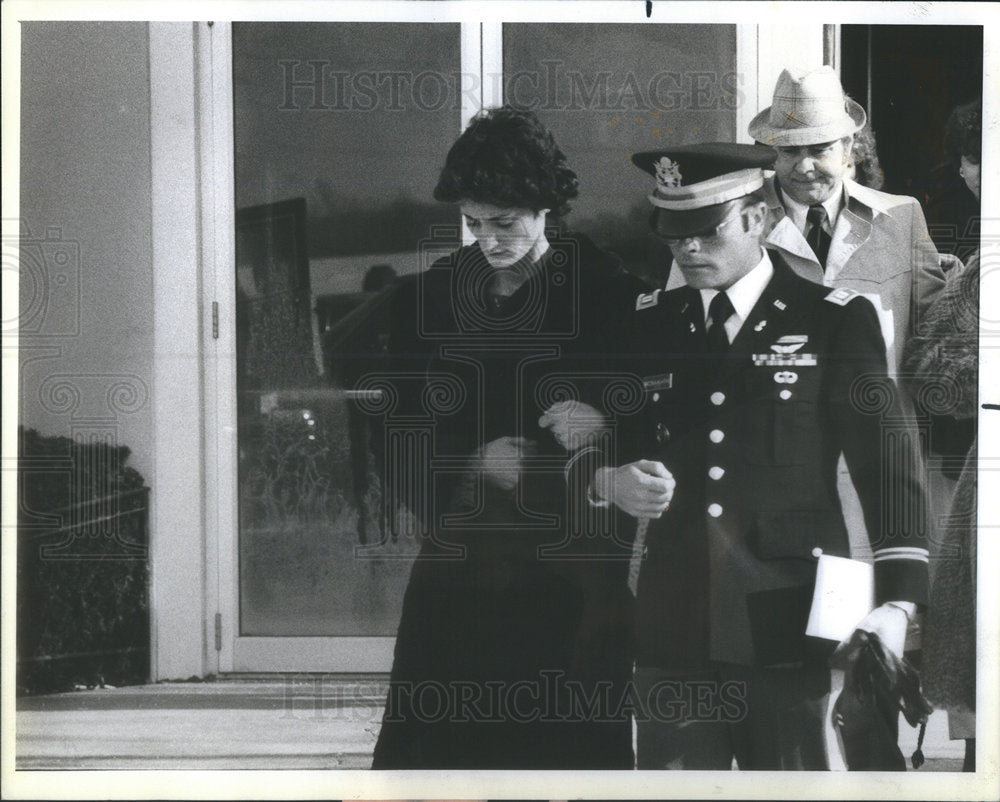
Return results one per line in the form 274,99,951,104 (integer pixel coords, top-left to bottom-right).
805,553,875,642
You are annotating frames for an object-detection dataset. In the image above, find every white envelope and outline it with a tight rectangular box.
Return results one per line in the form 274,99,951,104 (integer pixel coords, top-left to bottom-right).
805,552,875,643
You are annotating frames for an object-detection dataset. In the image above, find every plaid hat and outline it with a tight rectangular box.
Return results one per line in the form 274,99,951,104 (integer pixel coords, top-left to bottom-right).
631,142,776,237
749,67,866,147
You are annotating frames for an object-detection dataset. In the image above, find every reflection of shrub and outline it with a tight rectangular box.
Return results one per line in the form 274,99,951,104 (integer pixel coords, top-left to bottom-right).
240,402,355,527
17,427,149,695
19,427,146,514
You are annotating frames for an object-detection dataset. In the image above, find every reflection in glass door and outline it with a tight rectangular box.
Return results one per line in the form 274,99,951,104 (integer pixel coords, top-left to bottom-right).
504,23,737,288
224,20,741,670
231,22,461,653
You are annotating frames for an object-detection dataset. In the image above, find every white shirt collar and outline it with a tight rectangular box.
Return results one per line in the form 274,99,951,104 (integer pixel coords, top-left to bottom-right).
779,182,844,236
699,249,774,338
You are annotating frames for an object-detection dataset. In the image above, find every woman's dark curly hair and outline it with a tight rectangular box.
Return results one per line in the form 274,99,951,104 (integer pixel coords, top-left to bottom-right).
850,125,885,190
433,106,579,217
945,98,981,165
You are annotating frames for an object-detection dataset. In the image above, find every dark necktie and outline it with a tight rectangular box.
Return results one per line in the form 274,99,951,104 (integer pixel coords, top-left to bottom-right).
807,204,832,267
706,291,735,353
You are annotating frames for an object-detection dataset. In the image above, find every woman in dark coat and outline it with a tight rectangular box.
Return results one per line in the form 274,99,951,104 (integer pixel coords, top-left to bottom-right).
902,99,980,771
371,107,647,769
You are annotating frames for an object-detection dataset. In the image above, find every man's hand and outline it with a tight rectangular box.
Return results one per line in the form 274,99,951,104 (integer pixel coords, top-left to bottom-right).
473,436,538,492
593,460,675,518
538,400,608,452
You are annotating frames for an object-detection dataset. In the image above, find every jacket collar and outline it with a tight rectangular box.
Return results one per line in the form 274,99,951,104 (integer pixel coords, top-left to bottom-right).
762,177,820,264
764,173,892,220
843,178,895,217
671,254,807,367
762,175,882,274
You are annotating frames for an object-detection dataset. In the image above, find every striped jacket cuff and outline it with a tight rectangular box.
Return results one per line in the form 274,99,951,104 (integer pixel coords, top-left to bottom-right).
873,546,929,607
872,546,929,564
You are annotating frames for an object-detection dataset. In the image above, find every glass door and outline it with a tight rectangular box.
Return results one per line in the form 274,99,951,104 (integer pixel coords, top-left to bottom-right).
503,22,738,288
224,21,463,671
216,18,741,672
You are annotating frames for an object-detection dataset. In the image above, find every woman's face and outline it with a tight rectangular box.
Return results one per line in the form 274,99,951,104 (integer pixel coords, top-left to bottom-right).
959,155,981,201
460,201,549,268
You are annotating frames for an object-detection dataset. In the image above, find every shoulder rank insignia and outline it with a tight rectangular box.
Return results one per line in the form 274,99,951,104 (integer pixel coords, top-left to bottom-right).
825,287,859,306
636,289,661,310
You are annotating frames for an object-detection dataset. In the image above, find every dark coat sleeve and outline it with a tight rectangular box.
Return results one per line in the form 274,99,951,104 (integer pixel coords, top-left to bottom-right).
902,254,980,420
828,294,929,607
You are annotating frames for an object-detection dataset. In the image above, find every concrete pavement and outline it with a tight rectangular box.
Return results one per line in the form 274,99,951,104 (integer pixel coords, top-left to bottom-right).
16,677,965,771
16,678,386,770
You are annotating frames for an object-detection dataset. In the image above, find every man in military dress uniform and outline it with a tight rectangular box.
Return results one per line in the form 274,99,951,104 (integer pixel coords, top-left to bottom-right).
576,144,929,769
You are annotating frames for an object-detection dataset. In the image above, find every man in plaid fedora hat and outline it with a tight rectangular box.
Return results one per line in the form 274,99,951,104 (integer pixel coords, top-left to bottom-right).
749,68,945,641
749,66,944,384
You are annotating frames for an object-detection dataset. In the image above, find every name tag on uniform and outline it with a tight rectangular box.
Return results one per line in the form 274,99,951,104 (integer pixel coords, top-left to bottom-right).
752,353,818,366
642,373,674,391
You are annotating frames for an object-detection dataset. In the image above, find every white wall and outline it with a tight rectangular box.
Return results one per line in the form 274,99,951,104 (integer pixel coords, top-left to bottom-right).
735,24,825,143
19,22,155,482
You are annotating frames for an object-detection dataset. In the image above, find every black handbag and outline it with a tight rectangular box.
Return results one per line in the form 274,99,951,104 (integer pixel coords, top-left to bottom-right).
832,630,933,770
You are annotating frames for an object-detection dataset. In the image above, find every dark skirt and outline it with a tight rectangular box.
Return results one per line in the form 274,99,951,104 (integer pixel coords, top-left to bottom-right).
372,528,635,769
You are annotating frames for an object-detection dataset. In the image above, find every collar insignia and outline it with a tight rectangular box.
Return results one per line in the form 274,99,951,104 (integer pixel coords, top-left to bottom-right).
636,289,661,310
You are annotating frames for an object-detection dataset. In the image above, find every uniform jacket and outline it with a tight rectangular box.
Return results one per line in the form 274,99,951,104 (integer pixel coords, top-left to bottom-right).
579,252,929,670
761,175,945,380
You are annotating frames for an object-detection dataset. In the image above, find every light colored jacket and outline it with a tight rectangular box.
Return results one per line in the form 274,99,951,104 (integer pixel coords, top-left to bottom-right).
760,175,945,378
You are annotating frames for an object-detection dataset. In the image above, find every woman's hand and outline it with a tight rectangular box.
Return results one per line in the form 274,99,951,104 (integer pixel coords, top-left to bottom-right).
538,400,608,451
594,460,675,518
474,436,538,492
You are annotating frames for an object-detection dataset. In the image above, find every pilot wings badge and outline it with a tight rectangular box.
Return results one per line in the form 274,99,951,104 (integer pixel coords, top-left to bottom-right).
771,334,808,354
